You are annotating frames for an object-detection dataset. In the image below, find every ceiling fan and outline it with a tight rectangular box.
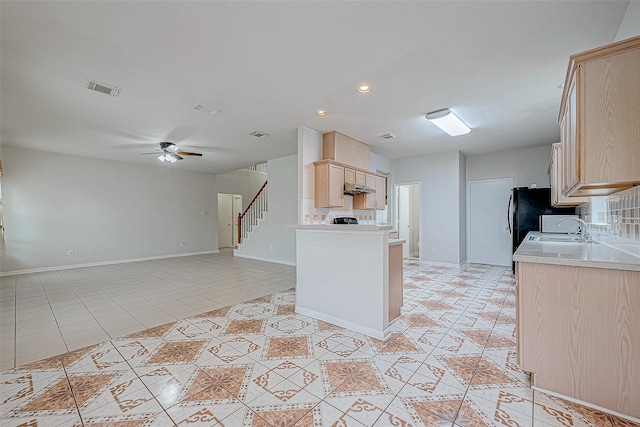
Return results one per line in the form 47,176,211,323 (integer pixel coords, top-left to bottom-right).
147,142,203,163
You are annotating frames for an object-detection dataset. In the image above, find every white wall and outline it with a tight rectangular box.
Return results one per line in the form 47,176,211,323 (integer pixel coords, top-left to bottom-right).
234,154,297,265
298,126,323,224
392,150,465,265
215,169,267,211
458,152,467,262
466,145,552,188
370,152,392,175
1,147,218,274
615,0,640,41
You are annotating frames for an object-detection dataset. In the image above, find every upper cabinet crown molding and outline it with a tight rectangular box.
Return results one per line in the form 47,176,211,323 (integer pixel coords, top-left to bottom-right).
558,35,640,197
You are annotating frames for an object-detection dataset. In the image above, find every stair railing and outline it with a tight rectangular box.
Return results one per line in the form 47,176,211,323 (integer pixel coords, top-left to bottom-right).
237,181,268,244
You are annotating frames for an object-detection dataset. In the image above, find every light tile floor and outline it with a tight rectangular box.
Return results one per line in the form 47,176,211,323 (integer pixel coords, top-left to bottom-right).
1,255,637,426
0,249,294,371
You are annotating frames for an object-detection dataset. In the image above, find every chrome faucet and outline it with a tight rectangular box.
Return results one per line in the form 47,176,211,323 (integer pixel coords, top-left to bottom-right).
557,217,591,242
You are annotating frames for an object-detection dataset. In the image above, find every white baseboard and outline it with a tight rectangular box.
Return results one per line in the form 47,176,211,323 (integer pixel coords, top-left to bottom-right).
295,306,389,340
233,251,296,266
417,259,467,268
0,250,220,276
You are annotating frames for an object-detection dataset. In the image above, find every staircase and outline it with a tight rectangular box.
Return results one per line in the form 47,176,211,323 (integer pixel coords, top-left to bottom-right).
237,181,268,245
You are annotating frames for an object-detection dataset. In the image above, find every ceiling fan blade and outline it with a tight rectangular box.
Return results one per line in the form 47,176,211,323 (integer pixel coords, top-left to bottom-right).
174,154,184,160
178,151,203,156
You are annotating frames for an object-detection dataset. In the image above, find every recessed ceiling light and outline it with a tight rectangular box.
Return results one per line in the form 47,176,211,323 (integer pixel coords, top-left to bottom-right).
425,109,471,136
316,110,328,116
357,84,371,93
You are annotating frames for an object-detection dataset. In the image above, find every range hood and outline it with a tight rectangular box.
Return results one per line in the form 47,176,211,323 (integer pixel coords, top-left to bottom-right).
344,182,376,195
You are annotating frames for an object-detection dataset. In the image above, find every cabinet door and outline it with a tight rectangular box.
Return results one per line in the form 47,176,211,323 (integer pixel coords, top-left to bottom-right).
355,170,366,186
550,143,588,207
344,168,355,184
314,162,344,208
375,175,386,209
563,73,579,194
328,163,345,207
365,174,377,209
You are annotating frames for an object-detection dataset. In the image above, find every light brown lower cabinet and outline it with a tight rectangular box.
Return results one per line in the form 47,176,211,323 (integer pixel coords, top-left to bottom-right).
388,243,403,322
516,262,640,418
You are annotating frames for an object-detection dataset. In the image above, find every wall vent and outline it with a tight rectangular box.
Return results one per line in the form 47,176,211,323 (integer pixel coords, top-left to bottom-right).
87,80,121,97
378,133,397,140
193,103,223,115
249,130,270,138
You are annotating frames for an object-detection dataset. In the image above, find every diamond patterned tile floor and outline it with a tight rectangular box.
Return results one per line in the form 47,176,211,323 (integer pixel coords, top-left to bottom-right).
1,254,638,426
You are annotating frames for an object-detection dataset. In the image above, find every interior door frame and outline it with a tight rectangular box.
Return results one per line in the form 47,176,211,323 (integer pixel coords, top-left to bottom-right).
394,181,421,259
466,177,513,265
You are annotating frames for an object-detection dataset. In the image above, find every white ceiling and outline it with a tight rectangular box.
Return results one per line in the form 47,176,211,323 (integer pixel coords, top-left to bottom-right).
0,1,631,174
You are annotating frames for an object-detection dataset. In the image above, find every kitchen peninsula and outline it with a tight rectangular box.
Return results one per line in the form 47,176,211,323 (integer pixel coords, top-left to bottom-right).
294,224,404,340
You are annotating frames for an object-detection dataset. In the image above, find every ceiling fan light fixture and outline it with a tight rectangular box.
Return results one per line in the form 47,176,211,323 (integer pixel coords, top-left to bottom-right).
158,153,177,163
425,108,471,136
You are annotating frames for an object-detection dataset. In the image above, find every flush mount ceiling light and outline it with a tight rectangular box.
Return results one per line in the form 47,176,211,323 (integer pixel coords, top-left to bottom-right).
425,108,471,136
357,84,371,93
316,110,328,116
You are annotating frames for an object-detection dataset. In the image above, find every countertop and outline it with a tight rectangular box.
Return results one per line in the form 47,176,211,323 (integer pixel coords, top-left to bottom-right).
292,224,394,231
513,231,640,271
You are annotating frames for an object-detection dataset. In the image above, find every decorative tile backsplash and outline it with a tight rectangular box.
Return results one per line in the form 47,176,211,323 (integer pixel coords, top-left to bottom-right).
578,185,640,256
302,195,377,225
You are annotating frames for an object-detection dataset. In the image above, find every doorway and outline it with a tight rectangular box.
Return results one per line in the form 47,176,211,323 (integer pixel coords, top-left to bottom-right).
218,193,242,248
467,179,512,266
395,183,420,259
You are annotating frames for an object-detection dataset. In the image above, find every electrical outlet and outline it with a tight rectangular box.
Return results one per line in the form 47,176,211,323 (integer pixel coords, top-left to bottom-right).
200,210,206,215
67,250,74,256
180,242,187,247
431,247,436,253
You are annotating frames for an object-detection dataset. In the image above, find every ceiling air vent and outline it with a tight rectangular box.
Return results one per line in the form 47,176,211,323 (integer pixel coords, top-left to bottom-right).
249,130,270,138
193,103,223,115
87,80,121,97
378,133,397,140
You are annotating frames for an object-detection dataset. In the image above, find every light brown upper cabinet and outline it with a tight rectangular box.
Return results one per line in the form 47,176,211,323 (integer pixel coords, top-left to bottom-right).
314,160,344,208
322,131,370,171
559,36,640,197
353,173,386,210
548,143,588,207
343,168,366,186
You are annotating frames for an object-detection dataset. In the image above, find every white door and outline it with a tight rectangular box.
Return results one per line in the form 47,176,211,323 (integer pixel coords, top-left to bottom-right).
397,185,411,258
218,194,233,248
468,179,512,266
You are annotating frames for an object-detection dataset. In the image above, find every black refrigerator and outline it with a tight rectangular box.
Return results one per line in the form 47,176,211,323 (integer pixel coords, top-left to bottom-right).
509,187,575,272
